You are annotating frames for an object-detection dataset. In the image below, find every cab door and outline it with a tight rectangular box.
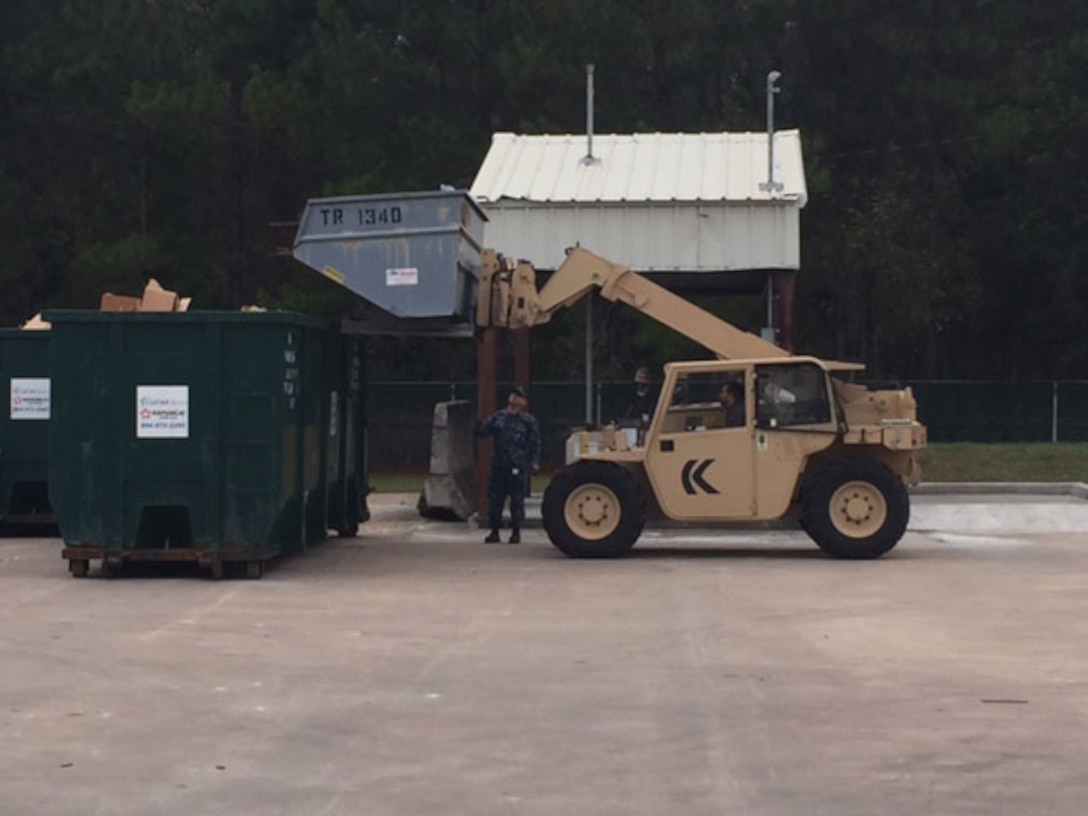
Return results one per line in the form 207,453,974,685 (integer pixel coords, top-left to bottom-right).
645,427,755,520
643,367,756,521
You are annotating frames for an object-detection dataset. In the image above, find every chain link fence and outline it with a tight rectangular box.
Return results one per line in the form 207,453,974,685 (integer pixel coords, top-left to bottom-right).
366,380,1088,471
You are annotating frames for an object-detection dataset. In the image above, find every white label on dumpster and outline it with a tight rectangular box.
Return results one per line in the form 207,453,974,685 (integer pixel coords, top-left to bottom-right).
385,267,418,286
136,386,189,439
10,378,50,420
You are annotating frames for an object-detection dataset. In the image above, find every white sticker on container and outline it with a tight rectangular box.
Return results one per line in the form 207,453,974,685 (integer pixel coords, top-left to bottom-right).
385,267,418,286
11,378,50,420
136,385,189,439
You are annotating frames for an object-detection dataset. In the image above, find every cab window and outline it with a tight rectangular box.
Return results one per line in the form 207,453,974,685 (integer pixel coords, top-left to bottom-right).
662,369,747,433
755,363,832,428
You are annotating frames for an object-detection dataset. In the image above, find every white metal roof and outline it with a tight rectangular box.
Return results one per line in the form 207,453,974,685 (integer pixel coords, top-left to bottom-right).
470,130,807,206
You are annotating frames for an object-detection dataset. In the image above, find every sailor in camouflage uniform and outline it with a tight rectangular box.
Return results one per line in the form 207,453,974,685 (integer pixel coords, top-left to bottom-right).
476,386,541,543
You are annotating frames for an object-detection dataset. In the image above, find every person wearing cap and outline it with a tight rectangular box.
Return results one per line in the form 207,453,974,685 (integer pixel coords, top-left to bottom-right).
622,365,657,444
476,386,541,544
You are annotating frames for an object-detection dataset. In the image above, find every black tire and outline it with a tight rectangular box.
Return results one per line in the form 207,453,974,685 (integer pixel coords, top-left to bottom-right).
801,457,910,559
541,461,644,558
68,559,89,578
245,560,265,580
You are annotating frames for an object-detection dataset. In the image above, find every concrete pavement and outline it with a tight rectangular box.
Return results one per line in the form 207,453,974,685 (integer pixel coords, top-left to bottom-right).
1,487,1087,815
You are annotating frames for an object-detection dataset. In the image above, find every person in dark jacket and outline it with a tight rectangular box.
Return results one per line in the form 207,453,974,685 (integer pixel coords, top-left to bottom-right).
719,380,746,427
476,386,541,543
622,365,657,445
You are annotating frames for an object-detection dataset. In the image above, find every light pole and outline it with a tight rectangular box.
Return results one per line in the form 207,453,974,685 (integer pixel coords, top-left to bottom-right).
760,71,783,343
761,70,783,195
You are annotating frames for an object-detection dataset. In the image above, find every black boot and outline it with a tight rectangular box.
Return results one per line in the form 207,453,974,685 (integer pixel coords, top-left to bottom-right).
484,530,500,544
508,529,521,544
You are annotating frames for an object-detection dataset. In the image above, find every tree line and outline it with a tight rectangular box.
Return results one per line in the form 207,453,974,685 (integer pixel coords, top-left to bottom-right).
2,0,1085,380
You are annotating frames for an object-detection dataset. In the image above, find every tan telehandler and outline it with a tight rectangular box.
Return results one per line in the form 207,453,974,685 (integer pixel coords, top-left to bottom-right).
477,247,927,559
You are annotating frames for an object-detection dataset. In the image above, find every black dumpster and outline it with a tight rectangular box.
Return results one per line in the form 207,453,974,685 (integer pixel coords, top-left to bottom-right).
0,329,53,526
44,310,335,578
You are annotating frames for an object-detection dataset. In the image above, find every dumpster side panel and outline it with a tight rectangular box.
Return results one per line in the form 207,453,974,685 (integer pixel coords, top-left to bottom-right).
302,323,329,546
119,322,218,551
354,336,370,524
324,332,343,531
326,332,369,537
345,335,370,528
220,321,302,556
327,334,369,535
49,321,119,548
0,330,53,524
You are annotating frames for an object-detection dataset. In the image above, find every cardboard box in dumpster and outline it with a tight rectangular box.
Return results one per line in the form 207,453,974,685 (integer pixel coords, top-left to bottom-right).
138,279,178,312
20,313,51,330
100,280,189,313
24,278,199,330
100,293,141,312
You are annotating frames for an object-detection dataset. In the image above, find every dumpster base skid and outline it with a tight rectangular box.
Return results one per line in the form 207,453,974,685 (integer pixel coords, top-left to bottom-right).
2,513,56,526
62,547,269,580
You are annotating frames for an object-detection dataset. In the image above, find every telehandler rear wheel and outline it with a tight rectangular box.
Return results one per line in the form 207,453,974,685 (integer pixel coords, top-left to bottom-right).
542,462,644,558
802,458,909,559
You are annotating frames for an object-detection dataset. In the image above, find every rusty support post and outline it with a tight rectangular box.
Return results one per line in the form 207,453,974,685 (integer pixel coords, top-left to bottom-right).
512,327,532,494
771,270,797,353
476,327,500,521
513,329,531,393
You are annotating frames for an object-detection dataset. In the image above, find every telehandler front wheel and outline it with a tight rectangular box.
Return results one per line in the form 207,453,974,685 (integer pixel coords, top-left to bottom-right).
542,462,645,558
801,458,909,559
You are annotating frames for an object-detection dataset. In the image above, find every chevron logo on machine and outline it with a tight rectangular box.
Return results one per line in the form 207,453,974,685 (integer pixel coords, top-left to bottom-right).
681,459,719,495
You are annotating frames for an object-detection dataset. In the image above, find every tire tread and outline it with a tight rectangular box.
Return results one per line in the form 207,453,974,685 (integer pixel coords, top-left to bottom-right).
801,457,909,559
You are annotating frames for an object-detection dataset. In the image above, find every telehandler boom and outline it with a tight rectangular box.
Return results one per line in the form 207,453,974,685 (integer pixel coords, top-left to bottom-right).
478,247,926,559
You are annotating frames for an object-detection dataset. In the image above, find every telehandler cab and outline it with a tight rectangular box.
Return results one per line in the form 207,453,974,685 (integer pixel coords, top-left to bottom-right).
478,248,926,559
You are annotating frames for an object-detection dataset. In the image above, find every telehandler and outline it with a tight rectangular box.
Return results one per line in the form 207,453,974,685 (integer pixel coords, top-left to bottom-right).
477,247,926,559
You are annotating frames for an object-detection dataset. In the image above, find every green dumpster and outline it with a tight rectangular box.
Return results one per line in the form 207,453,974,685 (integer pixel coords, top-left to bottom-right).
44,310,335,578
326,334,369,537
0,329,53,526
